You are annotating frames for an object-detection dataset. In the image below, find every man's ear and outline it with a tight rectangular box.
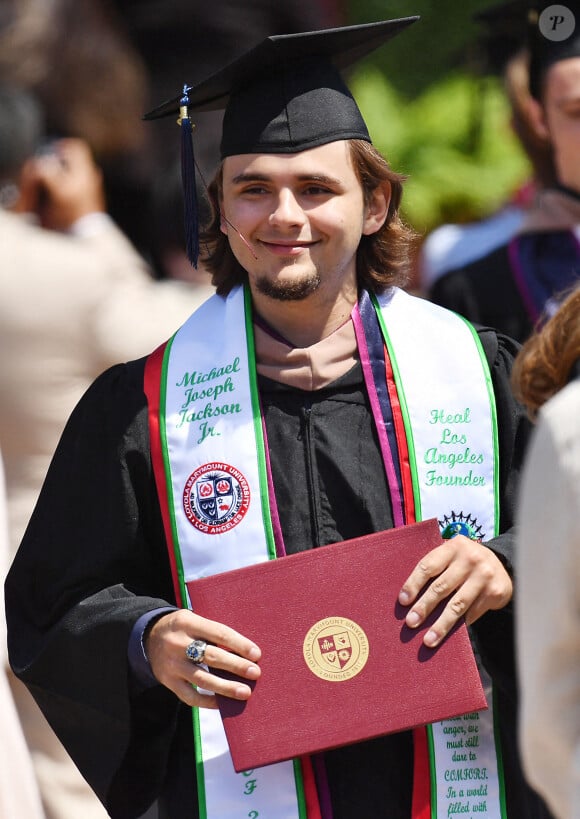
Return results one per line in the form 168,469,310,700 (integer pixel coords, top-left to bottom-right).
526,95,551,142
362,182,391,236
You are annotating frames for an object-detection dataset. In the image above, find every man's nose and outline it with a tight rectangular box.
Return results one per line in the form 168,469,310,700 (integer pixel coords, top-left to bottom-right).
269,189,305,226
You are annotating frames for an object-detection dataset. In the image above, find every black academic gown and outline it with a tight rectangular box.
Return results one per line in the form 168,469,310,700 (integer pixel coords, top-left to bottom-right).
428,230,580,344
5,325,552,819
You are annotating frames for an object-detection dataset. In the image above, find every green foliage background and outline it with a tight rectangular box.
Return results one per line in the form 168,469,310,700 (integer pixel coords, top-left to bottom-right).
343,0,533,235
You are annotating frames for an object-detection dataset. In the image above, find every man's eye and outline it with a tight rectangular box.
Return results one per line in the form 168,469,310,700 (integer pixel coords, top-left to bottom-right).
556,100,580,118
242,186,267,194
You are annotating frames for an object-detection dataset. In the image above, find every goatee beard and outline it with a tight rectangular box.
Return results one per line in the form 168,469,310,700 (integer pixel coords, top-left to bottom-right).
255,272,321,302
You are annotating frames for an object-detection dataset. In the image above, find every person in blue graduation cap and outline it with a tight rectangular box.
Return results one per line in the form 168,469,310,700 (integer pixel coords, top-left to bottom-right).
6,16,552,819
428,0,580,344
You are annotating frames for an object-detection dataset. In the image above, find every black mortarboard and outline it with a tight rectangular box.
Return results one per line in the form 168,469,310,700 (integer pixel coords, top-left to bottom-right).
144,18,419,266
473,0,532,74
145,18,419,154
528,1,580,98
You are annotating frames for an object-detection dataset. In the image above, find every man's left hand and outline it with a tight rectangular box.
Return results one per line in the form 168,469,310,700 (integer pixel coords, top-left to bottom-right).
398,535,513,647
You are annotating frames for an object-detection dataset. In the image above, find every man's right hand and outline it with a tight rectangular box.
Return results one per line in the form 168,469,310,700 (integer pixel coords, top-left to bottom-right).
144,609,262,710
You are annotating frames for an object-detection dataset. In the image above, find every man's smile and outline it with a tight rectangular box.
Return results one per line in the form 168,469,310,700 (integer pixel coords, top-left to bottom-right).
258,239,318,256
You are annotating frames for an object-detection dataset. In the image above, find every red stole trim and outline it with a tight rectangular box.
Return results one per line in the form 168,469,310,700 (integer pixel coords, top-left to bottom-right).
411,727,432,819
384,352,416,524
385,352,431,818
300,757,323,819
143,341,184,606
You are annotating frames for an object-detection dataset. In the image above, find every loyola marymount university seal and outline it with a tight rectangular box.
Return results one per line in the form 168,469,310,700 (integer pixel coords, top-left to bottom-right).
183,462,250,534
303,617,369,681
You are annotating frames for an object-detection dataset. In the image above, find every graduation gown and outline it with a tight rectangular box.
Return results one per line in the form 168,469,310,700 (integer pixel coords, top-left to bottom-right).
429,243,533,343
428,188,580,344
5,323,551,819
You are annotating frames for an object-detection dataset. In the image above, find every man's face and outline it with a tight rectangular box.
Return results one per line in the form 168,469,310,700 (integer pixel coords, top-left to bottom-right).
542,56,580,193
220,140,379,305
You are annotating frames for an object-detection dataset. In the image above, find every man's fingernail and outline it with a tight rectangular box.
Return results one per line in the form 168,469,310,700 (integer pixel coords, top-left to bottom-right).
235,685,252,699
424,629,439,647
406,611,420,627
246,664,260,680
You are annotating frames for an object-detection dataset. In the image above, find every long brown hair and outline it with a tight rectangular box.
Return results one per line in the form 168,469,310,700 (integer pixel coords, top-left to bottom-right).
199,139,418,296
512,285,580,419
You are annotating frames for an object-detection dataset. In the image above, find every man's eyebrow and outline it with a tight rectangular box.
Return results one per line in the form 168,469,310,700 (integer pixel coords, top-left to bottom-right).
300,174,343,186
231,172,270,184
230,172,344,186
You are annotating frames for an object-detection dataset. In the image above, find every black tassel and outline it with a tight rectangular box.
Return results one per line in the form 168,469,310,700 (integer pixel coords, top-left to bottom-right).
179,86,199,268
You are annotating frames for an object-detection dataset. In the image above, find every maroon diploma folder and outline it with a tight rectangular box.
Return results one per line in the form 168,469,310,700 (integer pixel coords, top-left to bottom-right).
186,518,487,772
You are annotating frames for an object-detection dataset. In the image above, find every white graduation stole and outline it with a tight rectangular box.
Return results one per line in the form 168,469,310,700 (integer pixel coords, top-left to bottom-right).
147,285,309,819
147,284,506,819
373,287,506,818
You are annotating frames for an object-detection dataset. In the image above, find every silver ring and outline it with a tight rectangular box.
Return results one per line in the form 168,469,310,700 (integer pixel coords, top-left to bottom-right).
185,639,208,664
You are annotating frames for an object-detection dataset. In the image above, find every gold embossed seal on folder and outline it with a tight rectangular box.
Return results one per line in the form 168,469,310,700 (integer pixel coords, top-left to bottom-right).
303,617,369,681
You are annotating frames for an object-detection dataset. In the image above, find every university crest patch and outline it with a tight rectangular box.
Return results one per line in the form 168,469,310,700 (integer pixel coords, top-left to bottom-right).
183,462,250,534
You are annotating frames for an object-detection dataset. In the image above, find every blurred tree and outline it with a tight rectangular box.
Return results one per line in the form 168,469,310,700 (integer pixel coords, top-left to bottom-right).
345,0,498,98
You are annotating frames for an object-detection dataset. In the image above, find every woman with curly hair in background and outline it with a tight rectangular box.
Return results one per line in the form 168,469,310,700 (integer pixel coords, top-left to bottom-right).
513,283,580,819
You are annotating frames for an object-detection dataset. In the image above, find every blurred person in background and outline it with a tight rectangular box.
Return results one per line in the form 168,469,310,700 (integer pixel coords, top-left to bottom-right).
0,0,152,262
0,446,44,819
0,84,210,819
420,0,557,293
427,0,580,344
512,283,580,819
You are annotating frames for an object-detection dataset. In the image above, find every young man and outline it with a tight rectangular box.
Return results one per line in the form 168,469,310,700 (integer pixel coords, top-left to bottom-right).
5,17,551,819
428,0,580,343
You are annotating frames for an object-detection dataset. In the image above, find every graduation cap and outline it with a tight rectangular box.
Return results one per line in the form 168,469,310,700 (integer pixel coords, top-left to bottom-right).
528,1,580,98
144,17,419,267
473,0,533,74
